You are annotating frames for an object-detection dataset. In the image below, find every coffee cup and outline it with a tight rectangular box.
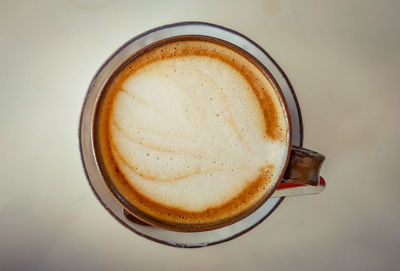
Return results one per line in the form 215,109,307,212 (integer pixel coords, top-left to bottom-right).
80,22,325,233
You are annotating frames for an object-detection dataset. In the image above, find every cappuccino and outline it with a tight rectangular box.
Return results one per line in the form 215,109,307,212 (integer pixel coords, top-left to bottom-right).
95,37,290,231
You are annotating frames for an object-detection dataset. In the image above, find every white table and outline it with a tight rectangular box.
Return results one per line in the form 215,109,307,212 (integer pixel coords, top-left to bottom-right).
1,0,399,270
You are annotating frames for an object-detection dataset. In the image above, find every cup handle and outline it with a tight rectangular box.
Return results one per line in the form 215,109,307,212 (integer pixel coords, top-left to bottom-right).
272,146,326,197
284,146,325,186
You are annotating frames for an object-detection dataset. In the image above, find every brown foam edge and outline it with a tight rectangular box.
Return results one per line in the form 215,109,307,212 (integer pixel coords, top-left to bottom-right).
93,35,292,232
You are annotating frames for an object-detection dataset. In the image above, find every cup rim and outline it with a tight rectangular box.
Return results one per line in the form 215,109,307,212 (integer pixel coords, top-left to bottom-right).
80,21,293,232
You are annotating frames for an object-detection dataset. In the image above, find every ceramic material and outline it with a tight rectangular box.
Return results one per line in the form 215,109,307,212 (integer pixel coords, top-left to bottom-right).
79,22,325,246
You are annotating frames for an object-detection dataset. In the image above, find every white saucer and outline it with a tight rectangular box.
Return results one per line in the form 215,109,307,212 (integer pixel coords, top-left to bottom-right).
80,22,303,247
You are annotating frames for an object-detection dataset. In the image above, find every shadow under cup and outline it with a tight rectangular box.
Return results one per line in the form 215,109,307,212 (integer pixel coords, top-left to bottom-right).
80,22,325,235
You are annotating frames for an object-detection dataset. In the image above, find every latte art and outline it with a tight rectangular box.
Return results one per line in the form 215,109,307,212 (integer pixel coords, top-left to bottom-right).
96,38,289,230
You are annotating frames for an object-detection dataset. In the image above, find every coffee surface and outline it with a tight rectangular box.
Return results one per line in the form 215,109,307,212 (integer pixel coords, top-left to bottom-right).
96,37,289,230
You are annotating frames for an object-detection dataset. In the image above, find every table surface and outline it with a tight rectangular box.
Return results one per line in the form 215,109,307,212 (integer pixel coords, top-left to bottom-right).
1,0,399,270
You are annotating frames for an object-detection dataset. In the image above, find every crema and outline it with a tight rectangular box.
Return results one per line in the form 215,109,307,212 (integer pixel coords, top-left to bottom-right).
95,37,289,231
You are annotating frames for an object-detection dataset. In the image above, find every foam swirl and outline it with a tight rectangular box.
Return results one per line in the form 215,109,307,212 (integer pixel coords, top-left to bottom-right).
109,55,286,211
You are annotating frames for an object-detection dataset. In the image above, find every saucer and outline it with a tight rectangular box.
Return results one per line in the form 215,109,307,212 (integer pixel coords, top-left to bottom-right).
81,22,304,247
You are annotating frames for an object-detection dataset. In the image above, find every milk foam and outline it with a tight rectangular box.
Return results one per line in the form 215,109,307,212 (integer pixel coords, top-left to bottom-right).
109,55,287,212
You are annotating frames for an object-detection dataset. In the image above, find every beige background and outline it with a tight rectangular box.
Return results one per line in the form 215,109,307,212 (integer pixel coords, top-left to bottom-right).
1,0,399,270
